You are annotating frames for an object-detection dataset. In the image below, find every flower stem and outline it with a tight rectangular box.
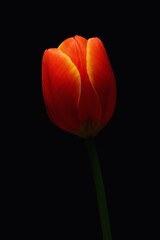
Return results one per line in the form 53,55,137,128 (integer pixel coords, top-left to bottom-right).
85,137,112,240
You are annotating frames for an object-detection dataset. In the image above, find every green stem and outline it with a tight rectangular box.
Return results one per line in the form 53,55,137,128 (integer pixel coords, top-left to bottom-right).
85,137,112,240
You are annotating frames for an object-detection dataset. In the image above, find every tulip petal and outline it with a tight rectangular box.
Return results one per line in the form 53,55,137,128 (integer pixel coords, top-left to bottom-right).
59,35,102,127
58,35,87,76
87,38,117,126
42,48,81,133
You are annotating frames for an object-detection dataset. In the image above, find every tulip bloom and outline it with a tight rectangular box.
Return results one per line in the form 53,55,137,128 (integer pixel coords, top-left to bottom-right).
42,35,116,138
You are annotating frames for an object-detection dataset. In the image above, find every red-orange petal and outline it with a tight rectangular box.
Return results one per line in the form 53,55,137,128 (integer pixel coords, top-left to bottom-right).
87,38,117,126
59,35,102,128
42,48,81,133
58,35,87,78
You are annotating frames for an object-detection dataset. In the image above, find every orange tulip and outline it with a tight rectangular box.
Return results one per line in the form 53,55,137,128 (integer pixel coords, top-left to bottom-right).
42,35,116,138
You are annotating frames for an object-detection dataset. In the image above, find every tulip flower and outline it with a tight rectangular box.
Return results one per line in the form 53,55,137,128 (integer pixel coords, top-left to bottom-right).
42,35,116,139
42,35,116,240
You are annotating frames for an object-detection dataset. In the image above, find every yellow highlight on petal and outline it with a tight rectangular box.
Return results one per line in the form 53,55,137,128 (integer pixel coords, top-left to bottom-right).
56,49,82,104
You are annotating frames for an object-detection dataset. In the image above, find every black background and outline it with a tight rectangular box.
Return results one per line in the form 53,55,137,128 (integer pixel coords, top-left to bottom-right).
2,2,158,239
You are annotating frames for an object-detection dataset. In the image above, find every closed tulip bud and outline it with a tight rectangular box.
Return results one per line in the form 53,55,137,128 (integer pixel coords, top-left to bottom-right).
42,35,116,138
